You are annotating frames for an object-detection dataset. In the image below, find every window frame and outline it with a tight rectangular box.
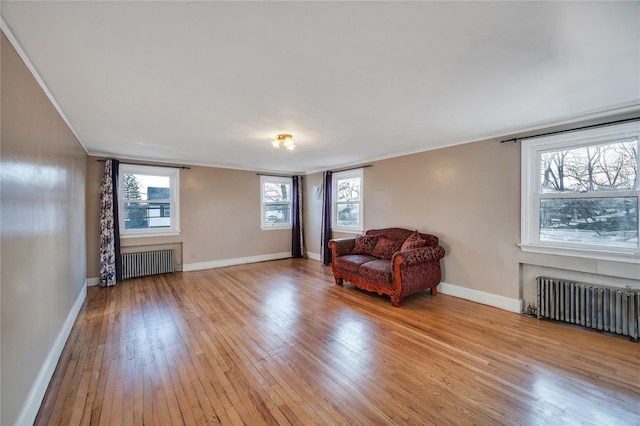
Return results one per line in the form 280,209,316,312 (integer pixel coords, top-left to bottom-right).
332,169,364,233
520,121,640,263
118,164,181,238
260,175,293,230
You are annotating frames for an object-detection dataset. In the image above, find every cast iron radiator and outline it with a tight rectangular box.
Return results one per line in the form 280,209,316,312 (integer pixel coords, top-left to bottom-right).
121,249,175,280
536,277,639,340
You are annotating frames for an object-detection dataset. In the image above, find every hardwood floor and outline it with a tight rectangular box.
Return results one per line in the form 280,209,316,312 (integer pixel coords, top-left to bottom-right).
36,259,639,425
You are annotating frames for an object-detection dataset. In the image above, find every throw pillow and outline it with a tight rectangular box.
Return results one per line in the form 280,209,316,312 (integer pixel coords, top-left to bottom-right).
351,234,378,255
401,230,428,251
372,237,403,260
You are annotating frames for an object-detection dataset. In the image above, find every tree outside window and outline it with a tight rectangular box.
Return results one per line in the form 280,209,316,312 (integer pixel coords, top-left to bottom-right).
260,176,292,229
119,164,180,237
521,121,639,262
333,169,364,232
123,173,148,229
538,139,637,248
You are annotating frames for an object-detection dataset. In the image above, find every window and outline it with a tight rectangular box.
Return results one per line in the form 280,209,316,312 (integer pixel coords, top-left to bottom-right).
119,164,180,237
521,121,639,262
333,169,364,233
260,176,292,229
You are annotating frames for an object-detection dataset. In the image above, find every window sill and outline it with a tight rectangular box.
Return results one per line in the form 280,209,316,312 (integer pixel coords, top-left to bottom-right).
332,227,363,234
121,231,181,239
260,225,292,231
519,243,640,264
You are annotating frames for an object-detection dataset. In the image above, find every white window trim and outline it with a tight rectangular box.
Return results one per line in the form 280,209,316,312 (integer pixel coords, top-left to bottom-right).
119,164,181,238
332,169,364,234
260,175,293,230
520,121,640,264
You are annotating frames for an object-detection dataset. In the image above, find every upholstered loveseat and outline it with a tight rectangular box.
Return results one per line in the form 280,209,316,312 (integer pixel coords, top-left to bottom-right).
329,228,445,307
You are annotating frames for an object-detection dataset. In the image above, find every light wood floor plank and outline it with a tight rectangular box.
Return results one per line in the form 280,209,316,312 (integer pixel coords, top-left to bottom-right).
35,259,640,425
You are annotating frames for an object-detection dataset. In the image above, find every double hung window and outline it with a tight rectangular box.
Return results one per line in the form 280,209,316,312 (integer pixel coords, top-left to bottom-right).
332,169,364,233
521,121,639,262
260,176,292,229
119,164,180,237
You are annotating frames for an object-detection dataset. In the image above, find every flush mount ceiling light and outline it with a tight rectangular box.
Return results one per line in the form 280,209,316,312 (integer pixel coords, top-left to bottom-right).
271,134,295,151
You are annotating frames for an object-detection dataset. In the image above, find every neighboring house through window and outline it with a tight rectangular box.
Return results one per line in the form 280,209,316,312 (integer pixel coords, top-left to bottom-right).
119,164,180,237
260,175,292,229
521,121,639,262
333,169,364,233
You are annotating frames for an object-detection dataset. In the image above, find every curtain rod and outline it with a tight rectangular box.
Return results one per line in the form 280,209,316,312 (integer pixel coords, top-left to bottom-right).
256,173,296,178
500,116,640,144
97,159,190,169
331,164,372,173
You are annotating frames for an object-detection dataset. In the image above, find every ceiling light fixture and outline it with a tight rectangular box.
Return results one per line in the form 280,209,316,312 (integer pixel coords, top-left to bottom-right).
271,134,295,151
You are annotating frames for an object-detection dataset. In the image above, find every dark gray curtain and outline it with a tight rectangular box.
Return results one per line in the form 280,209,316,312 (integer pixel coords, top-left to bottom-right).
291,176,305,258
112,160,122,282
321,171,333,265
99,159,121,286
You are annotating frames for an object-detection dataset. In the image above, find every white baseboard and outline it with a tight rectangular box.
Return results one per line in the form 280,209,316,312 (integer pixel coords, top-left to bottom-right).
183,252,292,272
306,251,321,261
91,251,300,278
15,279,87,426
438,282,523,313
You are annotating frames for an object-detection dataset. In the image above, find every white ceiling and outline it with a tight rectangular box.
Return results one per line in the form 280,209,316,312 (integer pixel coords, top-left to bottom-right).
2,1,639,174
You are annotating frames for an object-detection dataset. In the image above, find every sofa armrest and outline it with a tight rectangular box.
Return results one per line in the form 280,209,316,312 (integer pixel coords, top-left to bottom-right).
392,245,445,299
328,238,356,257
393,245,445,265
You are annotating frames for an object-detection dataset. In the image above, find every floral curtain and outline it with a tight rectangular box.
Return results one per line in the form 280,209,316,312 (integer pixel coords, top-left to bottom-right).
321,171,333,265
99,159,121,286
291,176,305,258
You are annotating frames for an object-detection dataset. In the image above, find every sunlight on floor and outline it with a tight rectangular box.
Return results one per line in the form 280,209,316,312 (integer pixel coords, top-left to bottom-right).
327,311,374,378
530,368,632,424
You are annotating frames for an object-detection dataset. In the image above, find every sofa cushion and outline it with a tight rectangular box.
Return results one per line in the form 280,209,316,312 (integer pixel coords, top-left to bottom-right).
351,234,379,255
359,259,393,285
401,230,428,251
372,237,403,260
336,254,378,274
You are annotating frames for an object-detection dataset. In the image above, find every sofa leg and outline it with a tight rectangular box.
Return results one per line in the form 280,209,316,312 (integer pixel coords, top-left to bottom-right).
391,297,401,307
431,286,437,296
335,278,344,285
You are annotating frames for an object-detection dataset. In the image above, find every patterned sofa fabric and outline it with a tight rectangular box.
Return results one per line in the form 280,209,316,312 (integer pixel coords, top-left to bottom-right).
328,228,445,307
334,254,378,275
358,259,393,286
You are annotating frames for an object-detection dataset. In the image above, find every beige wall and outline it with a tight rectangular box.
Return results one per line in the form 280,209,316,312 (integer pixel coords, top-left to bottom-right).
365,139,522,299
303,172,323,257
302,141,523,298
1,32,88,425
86,161,293,278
